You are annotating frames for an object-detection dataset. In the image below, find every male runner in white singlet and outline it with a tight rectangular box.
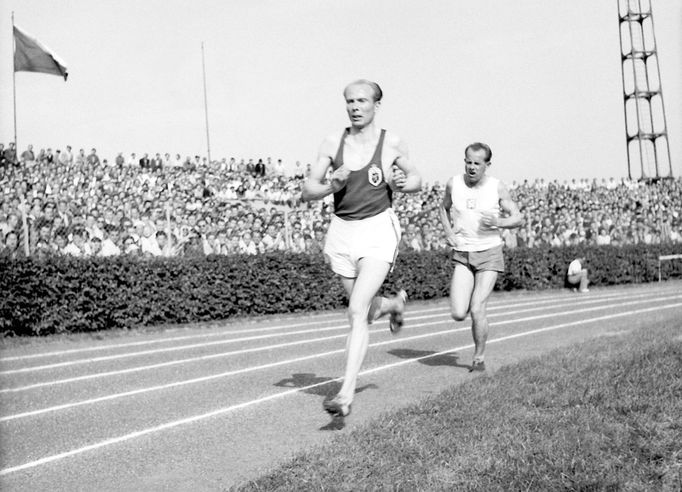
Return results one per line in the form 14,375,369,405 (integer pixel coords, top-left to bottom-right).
439,142,524,372
302,80,422,417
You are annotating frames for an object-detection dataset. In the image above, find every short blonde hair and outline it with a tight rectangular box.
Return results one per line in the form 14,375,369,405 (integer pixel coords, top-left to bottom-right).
344,79,383,102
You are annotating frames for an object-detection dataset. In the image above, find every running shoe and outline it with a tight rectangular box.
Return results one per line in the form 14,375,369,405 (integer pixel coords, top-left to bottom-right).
469,360,486,373
389,289,408,334
323,396,351,417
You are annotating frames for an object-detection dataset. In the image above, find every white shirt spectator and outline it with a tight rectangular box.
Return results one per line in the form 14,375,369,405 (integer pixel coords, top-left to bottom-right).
63,241,92,257
139,234,162,256
100,239,121,256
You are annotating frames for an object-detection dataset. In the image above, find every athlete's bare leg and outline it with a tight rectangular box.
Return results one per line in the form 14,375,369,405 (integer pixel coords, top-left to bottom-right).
468,270,498,361
335,257,392,406
449,263,475,321
367,292,406,324
449,265,497,365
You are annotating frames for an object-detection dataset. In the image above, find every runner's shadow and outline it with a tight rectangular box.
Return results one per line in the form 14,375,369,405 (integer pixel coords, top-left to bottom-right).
387,349,470,369
274,372,377,398
273,373,339,398
273,373,378,432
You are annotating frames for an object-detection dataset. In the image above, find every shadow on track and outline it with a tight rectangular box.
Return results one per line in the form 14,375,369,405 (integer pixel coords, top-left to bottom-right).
274,373,379,431
387,348,470,370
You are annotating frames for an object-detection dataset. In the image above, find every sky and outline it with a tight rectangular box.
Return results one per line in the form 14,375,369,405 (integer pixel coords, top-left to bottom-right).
1,0,680,186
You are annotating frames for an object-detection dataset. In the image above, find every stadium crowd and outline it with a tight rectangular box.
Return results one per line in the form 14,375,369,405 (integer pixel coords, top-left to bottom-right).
1,142,681,260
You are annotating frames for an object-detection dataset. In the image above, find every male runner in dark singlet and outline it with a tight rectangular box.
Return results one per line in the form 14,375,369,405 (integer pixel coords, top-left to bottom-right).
302,80,422,417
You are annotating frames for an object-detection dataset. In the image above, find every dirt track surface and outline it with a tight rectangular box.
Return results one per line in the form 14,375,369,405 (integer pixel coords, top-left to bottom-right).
1,281,681,491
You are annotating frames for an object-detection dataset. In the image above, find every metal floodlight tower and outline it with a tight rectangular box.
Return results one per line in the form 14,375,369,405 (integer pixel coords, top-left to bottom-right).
617,0,673,180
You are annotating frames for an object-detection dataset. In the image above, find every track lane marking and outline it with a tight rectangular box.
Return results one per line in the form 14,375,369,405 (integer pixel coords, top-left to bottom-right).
0,288,663,362
1,301,680,476
1,293,674,392
0,291,664,375
2,295,680,420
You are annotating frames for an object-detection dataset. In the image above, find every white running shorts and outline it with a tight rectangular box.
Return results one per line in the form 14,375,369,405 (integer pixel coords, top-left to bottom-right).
323,208,401,278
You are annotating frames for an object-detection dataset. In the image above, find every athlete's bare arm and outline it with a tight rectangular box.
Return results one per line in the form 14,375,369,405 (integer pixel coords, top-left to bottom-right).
492,182,524,229
387,134,421,193
438,177,457,247
301,135,351,202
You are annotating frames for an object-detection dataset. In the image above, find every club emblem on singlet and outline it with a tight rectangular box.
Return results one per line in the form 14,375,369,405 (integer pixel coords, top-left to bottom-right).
367,164,383,187
466,199,476,209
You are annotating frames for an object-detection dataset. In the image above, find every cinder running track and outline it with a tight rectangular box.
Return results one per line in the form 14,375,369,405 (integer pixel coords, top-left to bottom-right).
1,281,681,491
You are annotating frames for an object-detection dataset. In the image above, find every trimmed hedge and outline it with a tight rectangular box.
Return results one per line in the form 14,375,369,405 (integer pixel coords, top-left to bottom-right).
1,244,681,336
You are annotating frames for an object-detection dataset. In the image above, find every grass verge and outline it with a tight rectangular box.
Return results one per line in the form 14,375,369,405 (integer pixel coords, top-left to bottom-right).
236,323,682,491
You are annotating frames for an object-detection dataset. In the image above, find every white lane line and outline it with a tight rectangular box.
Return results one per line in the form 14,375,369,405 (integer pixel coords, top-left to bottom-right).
1,292,670,392
1,301,680,476
0,312,346,362
0,290,660,375
2,295,680,420
0,288,658,362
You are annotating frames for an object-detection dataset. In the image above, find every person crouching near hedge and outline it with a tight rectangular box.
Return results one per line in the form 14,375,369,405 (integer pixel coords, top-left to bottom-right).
567,257,590,293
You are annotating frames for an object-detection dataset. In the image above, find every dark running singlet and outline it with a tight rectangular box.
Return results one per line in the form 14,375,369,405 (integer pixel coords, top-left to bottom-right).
331,128,393,220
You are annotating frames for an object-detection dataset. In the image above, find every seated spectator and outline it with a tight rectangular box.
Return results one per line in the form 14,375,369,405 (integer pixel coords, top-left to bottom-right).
63,228,92,257
289,230,305,253
0,230,24,260
181,233,204,257
52,227,69,254
303,233,322,254
155,230,180,257
251,229,266,254
138,224,159,256
262,223,286,252
238,230,258,255
566,257,590,293
0,212,20,238
121,235,141,256
202,231,221,255
34,238,52,260
595,227,611,246
89,236,103,256
100,225,122,256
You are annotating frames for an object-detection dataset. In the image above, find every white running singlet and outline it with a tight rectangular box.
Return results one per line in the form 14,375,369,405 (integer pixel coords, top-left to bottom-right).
450,174,503,252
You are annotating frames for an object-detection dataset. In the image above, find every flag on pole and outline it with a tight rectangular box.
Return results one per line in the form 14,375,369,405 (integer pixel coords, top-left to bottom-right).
13,24,68,81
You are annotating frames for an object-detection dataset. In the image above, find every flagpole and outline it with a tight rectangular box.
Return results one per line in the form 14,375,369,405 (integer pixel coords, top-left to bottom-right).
11,11,18,151
201,42,212,165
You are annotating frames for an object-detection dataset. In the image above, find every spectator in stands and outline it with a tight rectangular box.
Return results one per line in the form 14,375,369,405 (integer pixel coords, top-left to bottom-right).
0,230,24,259
63,228,92,257
122,235,140,256
139,153,151,170
237,230,257,255
293,161,305,179
595,227,611,245
254,158,266,177
3,142,18,167
20,144,35,165
181,232,203,257
60,145,74,165
139,223,161,256
52,227,69,254
86,148,100,167
2,137,681,261
75,148,86,166
100,226,122,256
0,212,19,238
274,159,285,176
151,153,163,172
89,236,103,256
34,238,52,260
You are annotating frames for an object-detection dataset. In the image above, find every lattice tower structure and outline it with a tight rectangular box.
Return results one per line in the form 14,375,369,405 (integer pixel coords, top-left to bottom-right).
617,0,673,180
